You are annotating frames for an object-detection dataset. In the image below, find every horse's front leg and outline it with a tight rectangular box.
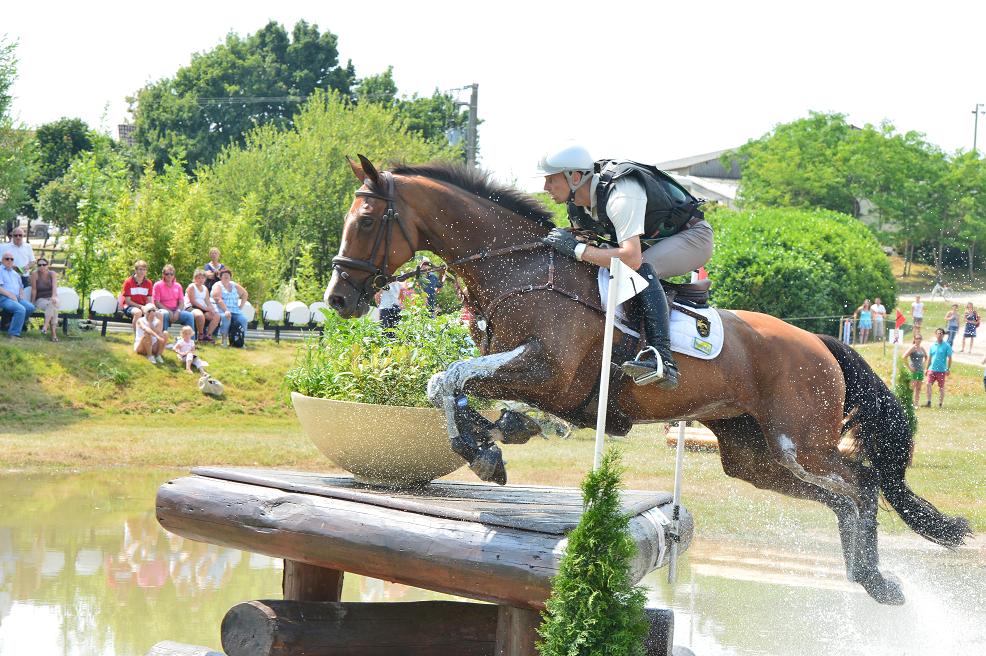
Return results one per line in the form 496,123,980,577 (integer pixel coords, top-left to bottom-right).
427,343,548,485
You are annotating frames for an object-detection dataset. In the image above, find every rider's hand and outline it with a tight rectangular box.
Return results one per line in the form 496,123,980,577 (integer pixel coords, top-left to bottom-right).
543,228,580,259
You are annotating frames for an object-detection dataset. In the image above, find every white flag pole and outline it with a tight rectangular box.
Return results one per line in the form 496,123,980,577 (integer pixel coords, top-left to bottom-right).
593,257,621,471
891,327,900,385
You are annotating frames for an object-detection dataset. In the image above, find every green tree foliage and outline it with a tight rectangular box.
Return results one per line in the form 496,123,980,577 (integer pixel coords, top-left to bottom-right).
705,206,896,333
131,20,356,174
539,448,649,656
0,37,35,227
733,112,859,215
61,145,129,304
35,176,81,234
104,161,273,300
205,89,458,280
22,117,103,218
894,367,918,438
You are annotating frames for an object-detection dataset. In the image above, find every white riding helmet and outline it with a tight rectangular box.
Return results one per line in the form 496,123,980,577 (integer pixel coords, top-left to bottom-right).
536,143,594,200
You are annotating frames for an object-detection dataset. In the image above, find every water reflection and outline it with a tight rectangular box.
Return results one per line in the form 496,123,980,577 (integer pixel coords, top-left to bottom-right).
1,470,983,656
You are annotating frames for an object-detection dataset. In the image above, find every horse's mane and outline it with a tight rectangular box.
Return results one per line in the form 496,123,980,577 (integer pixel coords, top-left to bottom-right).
391,161,556,229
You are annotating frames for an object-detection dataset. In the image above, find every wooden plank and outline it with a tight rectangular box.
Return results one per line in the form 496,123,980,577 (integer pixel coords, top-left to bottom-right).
220,600,497,656
156,475,692,610
494,606,540,656
282,560,344,601
190,467,673,535
144,641,224,656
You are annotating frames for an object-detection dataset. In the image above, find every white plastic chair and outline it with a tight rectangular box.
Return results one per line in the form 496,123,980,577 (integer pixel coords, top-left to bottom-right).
240,301,256,323
308,301,329,325
88,288,116,315
261,300,285,323
284,301,311,326
58,287,81,314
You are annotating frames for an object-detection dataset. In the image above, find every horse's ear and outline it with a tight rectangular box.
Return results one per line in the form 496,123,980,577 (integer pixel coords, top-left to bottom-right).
357,154,381,187
347,156,365,182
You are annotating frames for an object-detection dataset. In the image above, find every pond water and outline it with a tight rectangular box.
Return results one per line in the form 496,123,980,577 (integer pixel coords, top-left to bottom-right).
0,470,983,656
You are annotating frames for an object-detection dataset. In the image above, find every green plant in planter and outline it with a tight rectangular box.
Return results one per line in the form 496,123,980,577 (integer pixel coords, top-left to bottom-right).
285,295,479,407
539,448,649,656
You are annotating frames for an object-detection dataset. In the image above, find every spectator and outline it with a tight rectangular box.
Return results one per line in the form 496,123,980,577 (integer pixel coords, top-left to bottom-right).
901,335,927,406
871,297,886,342
911,295,924,330
211,268,248,347
375,281,403,334
854,299,873,345
925,327,952,408
203,247,227,291
944,303,960,347
29,258,59,342
981,351,986,394
186,269,220,342
0,252,35,338
961,302,980,354
418,259,444,314
0,227,35,290
134,304,168,364
121,260,153,326
174,325,209,373
153,264,195,332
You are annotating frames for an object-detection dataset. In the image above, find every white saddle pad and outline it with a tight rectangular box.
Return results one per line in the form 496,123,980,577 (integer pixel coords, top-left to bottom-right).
598,268,724,360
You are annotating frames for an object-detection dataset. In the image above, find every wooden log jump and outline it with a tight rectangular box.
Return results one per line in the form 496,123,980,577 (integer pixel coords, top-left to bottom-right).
156,467,694,656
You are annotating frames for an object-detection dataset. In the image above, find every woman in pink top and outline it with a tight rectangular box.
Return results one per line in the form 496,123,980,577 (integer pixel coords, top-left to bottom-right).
152,263,195,332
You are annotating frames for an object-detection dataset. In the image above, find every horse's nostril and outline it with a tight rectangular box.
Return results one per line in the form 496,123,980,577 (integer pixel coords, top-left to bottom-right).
329,295,346,311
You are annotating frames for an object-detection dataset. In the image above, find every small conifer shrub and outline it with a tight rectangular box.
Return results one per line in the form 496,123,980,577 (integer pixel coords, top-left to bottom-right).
894,366,918,438
538,448,649,656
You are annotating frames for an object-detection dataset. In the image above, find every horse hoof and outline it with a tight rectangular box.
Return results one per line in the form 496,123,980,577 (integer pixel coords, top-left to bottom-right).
860,572,905,605
497,410,541,444
469,444,508,486
449,434,478,463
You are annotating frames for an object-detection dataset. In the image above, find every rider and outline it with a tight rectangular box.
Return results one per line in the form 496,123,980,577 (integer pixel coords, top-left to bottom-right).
537,144,714,389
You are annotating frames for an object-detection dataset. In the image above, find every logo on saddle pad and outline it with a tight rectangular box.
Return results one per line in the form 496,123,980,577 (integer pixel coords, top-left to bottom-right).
696,316,711,338
692,337,714,355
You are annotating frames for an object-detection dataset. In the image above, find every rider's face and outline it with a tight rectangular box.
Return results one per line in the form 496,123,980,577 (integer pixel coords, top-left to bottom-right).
543,173,570,204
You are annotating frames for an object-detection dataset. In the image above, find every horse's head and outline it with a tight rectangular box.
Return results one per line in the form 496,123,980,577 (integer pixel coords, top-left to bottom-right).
325,155,417,318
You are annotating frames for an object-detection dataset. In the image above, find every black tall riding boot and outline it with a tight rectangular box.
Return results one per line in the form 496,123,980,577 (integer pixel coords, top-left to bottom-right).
620,264,680,390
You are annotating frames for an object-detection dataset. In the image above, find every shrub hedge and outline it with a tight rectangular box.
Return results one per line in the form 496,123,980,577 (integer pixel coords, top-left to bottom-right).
705,206,896,333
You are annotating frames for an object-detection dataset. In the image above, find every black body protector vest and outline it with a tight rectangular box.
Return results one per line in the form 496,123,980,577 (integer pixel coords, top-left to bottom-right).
567,160,705,249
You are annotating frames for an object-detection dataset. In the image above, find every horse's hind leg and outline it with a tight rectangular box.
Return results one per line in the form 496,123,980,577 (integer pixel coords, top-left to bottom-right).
853,465,905,604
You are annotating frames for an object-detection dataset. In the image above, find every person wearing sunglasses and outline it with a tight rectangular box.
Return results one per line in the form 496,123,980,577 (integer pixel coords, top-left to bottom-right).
29,259,60,341
152,264,195,332
0,228,36,289
0,253,35,338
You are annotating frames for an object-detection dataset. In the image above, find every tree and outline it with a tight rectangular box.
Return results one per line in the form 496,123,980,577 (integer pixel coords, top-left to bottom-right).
130,20,356,174
21,117,98,219
732,112,859,215
538,448,649,656
0,37,35,230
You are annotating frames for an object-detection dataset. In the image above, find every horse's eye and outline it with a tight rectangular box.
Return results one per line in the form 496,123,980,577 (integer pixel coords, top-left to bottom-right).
358,216,375,230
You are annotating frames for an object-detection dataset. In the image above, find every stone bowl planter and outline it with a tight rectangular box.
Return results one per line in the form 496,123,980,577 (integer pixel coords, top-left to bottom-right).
291,392,497,488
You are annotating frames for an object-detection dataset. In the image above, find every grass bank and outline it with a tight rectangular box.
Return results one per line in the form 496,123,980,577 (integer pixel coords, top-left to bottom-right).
1,333,983,536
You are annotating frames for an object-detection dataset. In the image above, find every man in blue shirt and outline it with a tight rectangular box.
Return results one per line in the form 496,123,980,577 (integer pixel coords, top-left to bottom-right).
0,252,36,338
925,327,953,407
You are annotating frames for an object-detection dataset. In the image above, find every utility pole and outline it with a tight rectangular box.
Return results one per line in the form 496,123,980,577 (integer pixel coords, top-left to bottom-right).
466,83,479,168
973,103,985,155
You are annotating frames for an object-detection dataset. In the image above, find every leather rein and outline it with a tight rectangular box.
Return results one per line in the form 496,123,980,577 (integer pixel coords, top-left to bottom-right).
331,170,608,323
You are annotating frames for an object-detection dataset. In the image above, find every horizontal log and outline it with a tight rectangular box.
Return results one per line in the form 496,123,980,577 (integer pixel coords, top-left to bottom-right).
144,641,224,656
221,600,498,656
157,475,692,609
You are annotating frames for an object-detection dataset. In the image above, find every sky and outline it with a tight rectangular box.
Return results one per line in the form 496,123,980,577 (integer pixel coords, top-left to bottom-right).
5,1,986,190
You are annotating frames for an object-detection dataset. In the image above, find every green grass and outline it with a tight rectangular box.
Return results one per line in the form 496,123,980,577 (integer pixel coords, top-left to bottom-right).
2,332,984,536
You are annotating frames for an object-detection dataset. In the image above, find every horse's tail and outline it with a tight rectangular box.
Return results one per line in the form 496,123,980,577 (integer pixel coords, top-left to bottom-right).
817,334,971,548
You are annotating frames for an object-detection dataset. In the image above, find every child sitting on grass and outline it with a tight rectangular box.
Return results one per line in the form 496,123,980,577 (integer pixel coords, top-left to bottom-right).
174,325,209,374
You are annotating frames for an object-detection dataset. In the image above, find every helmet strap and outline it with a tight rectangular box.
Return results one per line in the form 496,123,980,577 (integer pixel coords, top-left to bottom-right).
564,170,591,203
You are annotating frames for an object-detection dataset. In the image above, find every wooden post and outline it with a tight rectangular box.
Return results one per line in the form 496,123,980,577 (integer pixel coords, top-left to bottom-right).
644,607,675,656
281,560,344,601
494,605,540,656
144,642,224,656
221,600,498,656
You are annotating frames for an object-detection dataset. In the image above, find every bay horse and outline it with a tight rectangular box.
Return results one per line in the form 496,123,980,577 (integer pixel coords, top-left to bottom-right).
325,155,971,606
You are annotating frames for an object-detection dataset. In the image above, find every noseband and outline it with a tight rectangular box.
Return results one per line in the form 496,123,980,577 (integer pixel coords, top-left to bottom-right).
331,171,415,307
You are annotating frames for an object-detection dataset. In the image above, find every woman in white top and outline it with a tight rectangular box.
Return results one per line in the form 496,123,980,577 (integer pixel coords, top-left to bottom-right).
186,268,220,342
134,304,169,363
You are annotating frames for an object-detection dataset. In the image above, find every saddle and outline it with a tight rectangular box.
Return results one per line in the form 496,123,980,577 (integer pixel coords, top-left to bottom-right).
660,278,711,309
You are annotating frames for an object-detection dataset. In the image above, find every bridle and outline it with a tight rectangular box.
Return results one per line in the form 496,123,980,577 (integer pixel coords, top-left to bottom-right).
331,171,415,308
331,170,547,309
